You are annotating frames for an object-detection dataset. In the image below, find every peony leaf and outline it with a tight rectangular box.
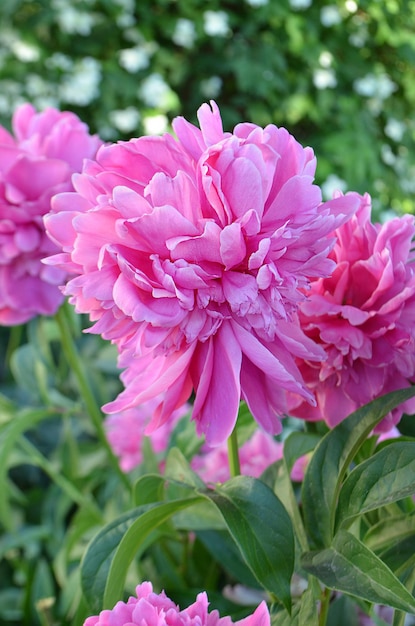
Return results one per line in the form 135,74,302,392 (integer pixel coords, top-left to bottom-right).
335,441,415,531
282,430,320,474
364,512,415,553
270,586,318,625
301,387,415,549
133,474,166,506
0,406,56,530
301,530,415,614
81,497,202,613
202,475,294,612
197,529,260,588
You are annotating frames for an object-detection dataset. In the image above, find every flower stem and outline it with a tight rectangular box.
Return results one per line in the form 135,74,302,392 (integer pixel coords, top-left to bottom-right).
319,587,331,626
54,302,130,489
5,323,23,371
227,426,241,478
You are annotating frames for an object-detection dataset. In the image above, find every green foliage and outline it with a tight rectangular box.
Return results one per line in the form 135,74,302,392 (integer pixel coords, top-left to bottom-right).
0,0,414,216
2,303,415,625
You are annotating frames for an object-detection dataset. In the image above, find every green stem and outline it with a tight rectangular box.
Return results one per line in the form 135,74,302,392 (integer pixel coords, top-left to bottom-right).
54,302,130,490
5,323,23,371
319,586,331,626
393,563,415,626
227,426,241,478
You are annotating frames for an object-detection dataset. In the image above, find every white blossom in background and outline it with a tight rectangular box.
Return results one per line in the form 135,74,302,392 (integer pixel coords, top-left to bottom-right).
245,0,269,7
113,0,135,27
109,107,141,134
401,170,415,194
321,174,347,200
139,73,172,108
289,0,312,9
25,74,60,109
119,46,152,72
313,68,337,89
59,57,101,106
45,52,73,71
200,76,223,98
345,0,358,12
52,0,96,35
10,39,40,62
203,11,230,37
0,80,24,113
353,73,397,99
384,118,405,142
319,51,334,68
381,144,396,166
172,19,196,48
320,5,342,26
142,114,169,135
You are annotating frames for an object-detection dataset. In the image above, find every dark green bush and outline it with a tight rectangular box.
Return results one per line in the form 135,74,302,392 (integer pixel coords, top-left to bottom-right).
1,0,414,215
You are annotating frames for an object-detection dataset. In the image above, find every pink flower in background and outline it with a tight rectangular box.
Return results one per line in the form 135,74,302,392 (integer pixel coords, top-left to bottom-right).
44,100,359,445
191,429,307,483
105,399,190,472
0,103,101,325
288,193,415,431
83,581,270,626
358,604,393,625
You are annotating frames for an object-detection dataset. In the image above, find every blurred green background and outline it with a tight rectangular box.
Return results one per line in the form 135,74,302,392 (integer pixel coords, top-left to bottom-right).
0,0,414,217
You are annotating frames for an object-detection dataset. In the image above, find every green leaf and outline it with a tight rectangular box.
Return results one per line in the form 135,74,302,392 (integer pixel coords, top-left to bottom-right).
81,496,202,613
133,473,165,506
202,476,294,612
271,587,319,625
336,442,415,530
301,530,415,613
364,512,415,553
0,407,55,530
262,459,309,553
197,529,260,588
301,388,415,548
164,447,206,489
282,431,320,474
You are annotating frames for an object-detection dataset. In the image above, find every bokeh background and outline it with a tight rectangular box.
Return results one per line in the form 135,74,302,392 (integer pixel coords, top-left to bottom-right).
2,2,415,624
1,0,414,217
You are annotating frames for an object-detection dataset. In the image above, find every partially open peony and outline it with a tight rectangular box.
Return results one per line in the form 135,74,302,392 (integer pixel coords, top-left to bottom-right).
0,103,101,325
44,100,359,445
83,581,270,626
288,193,415,431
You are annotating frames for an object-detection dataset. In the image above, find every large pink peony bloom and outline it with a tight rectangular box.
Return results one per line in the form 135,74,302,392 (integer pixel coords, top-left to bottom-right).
44,100,359,445
105,399,190,472
83,581,270,626
0,103,101,325
288,193,415,431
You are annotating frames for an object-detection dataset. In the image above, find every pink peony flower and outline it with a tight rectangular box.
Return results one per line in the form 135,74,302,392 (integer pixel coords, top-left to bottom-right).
288,193,415,431
44,100,359,445
83,581,270,626
191,428,307,483
0,103,101,325
105,399,190,472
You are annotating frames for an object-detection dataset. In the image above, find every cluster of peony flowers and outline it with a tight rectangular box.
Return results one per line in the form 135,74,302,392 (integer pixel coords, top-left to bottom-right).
44,100,360,446
83,581,270,626
288,193,415,432
0,103,101,325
